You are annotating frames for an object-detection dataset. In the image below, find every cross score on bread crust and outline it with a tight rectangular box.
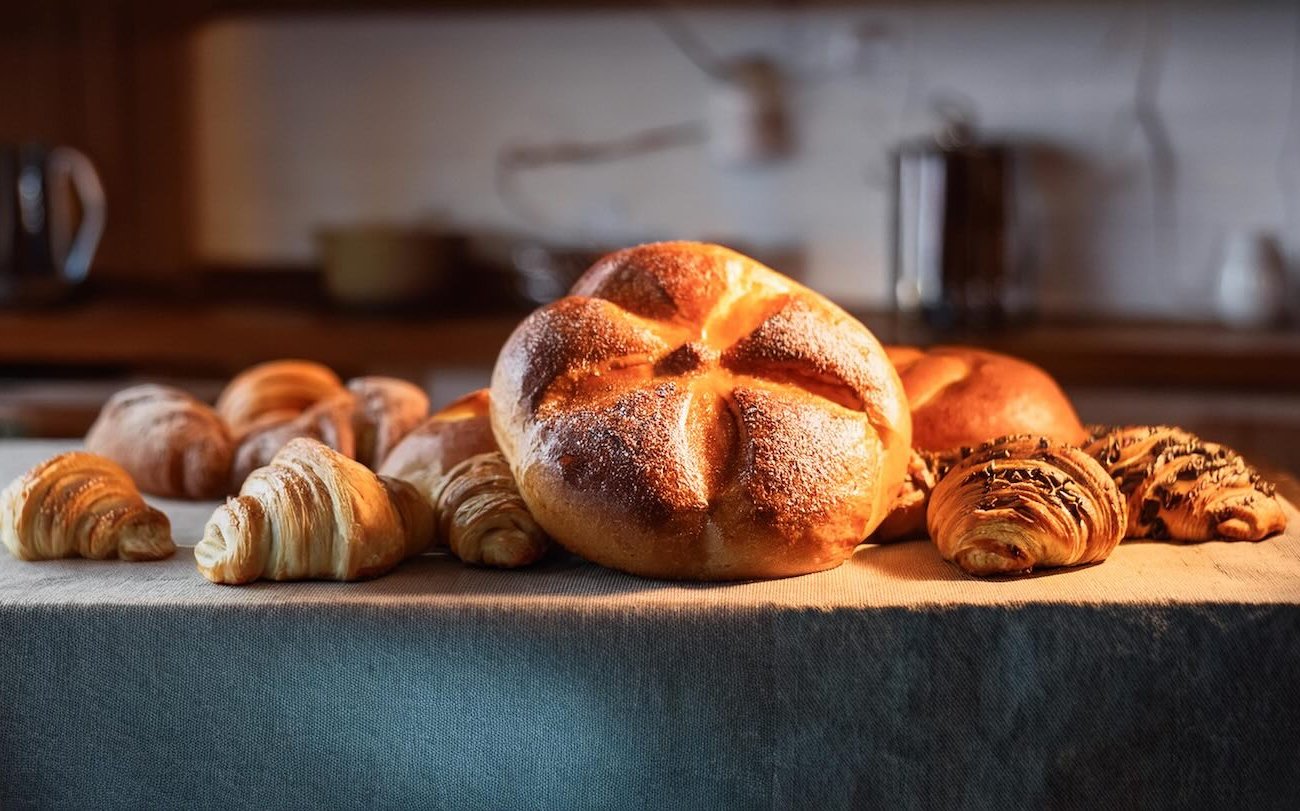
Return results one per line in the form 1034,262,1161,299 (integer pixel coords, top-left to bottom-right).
490,242,912,580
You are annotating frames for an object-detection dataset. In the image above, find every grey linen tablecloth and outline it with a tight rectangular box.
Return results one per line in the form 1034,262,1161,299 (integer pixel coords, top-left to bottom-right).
2,440,1299,810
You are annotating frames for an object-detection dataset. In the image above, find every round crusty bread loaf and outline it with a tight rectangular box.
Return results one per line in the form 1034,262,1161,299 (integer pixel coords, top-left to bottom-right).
490,242,912,580
887,345,1086,452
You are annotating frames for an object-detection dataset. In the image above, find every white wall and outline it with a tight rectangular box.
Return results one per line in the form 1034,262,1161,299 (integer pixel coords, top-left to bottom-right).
190,2,1300,317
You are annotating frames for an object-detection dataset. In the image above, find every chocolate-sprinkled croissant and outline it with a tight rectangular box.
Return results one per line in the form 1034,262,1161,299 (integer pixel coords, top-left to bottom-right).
195,438,433,584
434,452,549,568
1,452,174,561
85,384,234,500
928,435,1127,576
1082,425,1286,541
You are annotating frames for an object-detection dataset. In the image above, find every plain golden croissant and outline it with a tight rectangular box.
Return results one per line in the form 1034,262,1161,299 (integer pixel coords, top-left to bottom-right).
215,359,344,436
1,452,174,561
1083,425,1286,541
195,438,434,584
346,376,430,469
434,451,549,568
928,435,1127,576
84,384,234,499
229,391,357,487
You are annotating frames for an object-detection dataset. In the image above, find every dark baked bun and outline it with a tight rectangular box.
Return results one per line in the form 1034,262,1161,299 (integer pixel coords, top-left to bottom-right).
886,345,1086,452
490,242,912,580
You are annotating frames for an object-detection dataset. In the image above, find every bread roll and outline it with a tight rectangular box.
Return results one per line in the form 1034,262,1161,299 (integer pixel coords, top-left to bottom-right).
377,389,497,495
85,384,233,499
491,241,911,580
347,376,429,470
887,346,1086,452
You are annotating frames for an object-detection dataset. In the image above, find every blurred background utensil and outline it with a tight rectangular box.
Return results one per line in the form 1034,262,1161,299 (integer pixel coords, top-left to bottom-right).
0,144,105,308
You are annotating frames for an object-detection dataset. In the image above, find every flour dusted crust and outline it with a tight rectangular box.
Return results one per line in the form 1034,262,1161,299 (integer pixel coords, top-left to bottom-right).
85,384,233,500
490,241,911,580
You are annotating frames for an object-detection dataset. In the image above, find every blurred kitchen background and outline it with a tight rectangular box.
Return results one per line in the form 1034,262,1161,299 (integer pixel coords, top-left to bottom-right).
2,1,1300,468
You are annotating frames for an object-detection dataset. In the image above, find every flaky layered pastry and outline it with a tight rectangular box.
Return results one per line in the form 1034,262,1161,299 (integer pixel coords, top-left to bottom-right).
1,452,174,561
195,438,434,584
491,241,912,580
215,359,344,437
85,384,234,500
229,375,430,487
928,435,1126,576
1083,425,1286,542
435,452,549,568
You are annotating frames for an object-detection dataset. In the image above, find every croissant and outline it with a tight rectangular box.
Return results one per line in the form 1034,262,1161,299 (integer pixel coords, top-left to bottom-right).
434,452,549,568
195,438,434,584
229,391,357,487
85,384,233,499
928,435,1127,576
1082,425,1286,541
1,452,174,561
215,359,344,436
346,376,430,469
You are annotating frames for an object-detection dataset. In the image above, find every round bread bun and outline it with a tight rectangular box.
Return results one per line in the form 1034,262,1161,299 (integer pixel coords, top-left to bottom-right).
377,389,497,494
490,242,911,580
886,345,1086,452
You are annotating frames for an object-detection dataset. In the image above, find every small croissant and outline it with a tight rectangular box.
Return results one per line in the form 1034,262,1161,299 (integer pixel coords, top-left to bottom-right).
85,384,234,499
928,435,1127,576
1,452,174,561
1083,425,1286,542
195,438,433,584
215,359,344,437
434,451,549,568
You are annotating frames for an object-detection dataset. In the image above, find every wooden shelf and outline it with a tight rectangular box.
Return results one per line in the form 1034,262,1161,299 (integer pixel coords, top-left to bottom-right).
0,300,519,378
3,299,1300,390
